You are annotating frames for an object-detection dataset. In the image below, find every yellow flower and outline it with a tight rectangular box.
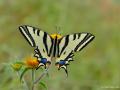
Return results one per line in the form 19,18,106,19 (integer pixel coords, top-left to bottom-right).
12,63,22,71
24,56,39,69
50,33,62,39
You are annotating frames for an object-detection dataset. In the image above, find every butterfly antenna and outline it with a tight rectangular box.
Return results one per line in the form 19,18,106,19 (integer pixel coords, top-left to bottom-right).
55,25,62,35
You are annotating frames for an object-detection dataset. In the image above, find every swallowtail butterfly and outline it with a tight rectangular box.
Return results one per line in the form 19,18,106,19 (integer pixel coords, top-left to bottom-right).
19,25,95,76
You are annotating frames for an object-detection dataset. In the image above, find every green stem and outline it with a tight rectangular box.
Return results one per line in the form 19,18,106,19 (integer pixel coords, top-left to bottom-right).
32,69,35,90
17,71,29,90
34,68,49,84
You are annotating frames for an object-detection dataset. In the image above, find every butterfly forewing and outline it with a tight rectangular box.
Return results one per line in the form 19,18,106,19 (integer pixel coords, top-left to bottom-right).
19,25,54,67
55,33,95,75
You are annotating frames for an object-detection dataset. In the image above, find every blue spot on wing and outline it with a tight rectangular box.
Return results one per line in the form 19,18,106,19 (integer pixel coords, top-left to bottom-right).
41,58,47,64
59,60,65,65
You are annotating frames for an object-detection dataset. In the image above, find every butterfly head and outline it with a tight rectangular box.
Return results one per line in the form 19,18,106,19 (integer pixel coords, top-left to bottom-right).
50,33,62,39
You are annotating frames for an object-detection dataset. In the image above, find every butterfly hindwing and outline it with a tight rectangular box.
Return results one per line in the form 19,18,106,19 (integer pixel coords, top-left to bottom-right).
56,33,95,75
19,25,53,68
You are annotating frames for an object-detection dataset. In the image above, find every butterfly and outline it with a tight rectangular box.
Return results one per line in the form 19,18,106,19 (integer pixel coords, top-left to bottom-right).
19,25,95,76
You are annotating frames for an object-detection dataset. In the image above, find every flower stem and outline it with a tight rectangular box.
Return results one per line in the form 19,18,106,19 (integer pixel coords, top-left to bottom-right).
32,69,35,90
34,68,49,84
17,72,29,90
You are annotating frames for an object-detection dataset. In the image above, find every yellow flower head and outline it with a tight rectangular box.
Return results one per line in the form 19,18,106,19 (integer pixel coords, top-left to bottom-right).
12,63,23,71
25,56,39,69
50,33,62,39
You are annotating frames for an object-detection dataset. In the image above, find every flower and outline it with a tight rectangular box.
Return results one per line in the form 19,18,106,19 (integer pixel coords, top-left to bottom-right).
24,56,39,69
12,62,23,71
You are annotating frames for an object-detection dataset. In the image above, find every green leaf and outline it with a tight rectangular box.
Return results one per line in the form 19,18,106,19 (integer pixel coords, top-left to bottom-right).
20,68,29,82
15,61,24,65
39,81,47,90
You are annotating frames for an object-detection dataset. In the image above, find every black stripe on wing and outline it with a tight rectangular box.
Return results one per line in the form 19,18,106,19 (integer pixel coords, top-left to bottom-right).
74,33,95,52
19,25,39,47
73,34,76,40
48,38,54,57
43,32,48,54
59,35,69,56
34,46,42,58
64,51,74,61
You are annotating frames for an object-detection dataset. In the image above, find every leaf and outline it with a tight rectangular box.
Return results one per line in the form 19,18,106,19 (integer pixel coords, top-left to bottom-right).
20,67,29,82
15,61,24,65
39,81,47,90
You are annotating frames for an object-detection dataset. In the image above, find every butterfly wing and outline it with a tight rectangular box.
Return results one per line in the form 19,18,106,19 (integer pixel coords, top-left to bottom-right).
19,25,53,68
56,33,95,76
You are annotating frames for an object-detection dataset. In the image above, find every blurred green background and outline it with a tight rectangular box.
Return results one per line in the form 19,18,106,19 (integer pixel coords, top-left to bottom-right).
0,0,120,90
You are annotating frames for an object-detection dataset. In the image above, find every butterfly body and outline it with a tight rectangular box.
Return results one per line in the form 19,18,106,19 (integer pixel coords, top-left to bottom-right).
19,25,95,75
